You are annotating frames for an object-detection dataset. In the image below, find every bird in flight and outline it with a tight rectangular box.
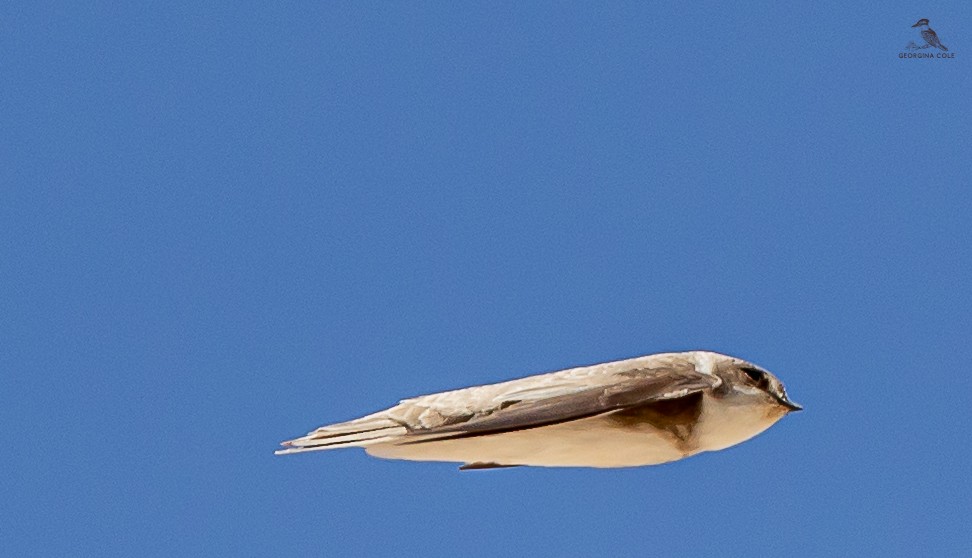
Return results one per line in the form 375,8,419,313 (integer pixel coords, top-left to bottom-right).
277,351,801,469
912,19,948,51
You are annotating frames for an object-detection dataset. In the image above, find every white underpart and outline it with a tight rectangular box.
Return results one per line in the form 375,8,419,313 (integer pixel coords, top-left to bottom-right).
692,390,785,452
365,414,687,468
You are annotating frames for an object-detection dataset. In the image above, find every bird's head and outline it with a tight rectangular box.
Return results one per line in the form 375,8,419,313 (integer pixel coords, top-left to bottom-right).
717,356,802,414
912,19,930,28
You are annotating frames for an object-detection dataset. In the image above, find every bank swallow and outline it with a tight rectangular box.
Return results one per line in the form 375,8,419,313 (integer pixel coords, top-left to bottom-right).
277,350,801,469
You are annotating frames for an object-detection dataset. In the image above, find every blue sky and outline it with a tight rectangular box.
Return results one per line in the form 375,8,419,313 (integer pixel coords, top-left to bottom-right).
2,2,971,556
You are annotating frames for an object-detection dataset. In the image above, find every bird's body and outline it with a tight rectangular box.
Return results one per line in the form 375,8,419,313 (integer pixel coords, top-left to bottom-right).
278,351,801,469
913,19,948,51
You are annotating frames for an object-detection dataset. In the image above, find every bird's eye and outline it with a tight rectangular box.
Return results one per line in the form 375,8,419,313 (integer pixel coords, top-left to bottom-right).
742,367,768,388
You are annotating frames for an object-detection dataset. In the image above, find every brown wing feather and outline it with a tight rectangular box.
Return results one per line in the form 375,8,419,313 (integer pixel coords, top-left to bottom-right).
400,365,717,442
458,462,523,470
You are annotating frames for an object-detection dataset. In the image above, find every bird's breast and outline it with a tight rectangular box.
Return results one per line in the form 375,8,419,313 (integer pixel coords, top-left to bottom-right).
692,394,785,452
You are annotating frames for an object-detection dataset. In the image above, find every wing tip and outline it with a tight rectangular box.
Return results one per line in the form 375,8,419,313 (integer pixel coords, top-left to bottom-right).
275,439,299,455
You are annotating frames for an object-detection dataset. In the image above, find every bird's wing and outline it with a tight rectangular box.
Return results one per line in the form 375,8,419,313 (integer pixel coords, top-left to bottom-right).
922,29,942,47
385,354,719,441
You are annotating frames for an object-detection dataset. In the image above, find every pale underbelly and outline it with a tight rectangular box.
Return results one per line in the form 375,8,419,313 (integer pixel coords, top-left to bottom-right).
365,415,692,468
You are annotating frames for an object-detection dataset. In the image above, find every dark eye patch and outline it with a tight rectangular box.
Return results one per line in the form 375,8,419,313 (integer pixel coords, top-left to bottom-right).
741,367,769,388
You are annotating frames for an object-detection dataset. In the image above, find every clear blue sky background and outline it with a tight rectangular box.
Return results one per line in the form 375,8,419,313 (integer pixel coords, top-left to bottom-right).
2,2,971,556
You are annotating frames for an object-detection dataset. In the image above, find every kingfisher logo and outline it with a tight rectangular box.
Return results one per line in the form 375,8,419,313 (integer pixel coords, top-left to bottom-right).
900,18,955,58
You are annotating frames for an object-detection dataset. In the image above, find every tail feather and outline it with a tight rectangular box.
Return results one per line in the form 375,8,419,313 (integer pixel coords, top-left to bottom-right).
276,415,407,455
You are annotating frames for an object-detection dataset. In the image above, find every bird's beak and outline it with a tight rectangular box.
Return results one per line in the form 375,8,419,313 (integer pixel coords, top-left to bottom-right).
781,398,803,412
912,21,923,27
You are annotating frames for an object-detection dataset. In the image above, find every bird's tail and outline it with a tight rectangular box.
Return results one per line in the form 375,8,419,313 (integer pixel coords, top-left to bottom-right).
939,43,948,51
276,413,407,455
